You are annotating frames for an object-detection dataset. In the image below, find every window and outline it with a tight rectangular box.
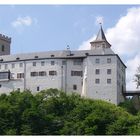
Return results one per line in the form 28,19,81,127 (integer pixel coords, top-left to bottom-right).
102,44,105,48
16,57,20,60
1,45,4,52
71,71,83,76
107,69,111,74
34,56,38,59
41,61,45,66
107,79,111,84
95,69,100,74
31,72,38,77
5,64,8,69
39,71,46,76
10,73,15,79
49,71,57,76
11,63,15,68
62,60,66,65
95,79,100,84
73,59,82,65
17,88,20,91
37,86,40,91
0,71,10,80
95,58,100,64
51,55,54,57
17,73,24,79
73,85,77,90
107,58,111,63
33,62,36,66
19,63,23,67
51,61,55,65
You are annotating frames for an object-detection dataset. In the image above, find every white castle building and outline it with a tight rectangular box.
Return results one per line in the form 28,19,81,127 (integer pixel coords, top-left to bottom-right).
0,26,126,105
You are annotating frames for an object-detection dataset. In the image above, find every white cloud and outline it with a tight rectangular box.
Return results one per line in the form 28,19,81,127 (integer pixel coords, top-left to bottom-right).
106,7,140,57
126,54,140,90
79,6,140,90
11,16,33,28
78,36,95,50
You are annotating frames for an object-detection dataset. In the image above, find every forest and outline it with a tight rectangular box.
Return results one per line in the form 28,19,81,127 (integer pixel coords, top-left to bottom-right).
0,88,140,135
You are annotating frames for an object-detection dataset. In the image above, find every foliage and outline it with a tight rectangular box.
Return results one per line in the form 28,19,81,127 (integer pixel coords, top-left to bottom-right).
134,65,140,89
119,99,137,115
0,89,140,135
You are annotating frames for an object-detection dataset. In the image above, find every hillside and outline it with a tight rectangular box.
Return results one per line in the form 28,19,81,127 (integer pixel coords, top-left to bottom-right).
0,89,140,135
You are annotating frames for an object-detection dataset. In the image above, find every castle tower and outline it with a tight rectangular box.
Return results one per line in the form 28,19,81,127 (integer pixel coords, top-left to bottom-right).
90,25,111,50
0,34,11,56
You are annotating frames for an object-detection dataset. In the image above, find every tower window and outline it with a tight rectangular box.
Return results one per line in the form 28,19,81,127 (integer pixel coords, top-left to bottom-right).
62,60,66,65
107,58,111,63
11,63,15,68
5,64,8,69
95,79,100,84
19,63,23,67
41,61,45,66
1,45,4,52
107,69,111,74
102,44,105,48
107,79,111,84
95,58,100,64
51,61,55,65
95,69,100,74
33,62,36,66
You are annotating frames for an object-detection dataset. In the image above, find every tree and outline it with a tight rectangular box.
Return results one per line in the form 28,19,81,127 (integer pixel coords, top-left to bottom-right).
134,65,140,88
119,99,137,115
0,88,140,135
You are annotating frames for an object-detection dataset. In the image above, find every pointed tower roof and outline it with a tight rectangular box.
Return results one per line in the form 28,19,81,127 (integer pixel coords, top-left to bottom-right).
96,25,107,41
90,25,111,48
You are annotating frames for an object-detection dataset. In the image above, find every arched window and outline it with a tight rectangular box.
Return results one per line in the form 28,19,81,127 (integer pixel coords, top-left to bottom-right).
2,45,4,52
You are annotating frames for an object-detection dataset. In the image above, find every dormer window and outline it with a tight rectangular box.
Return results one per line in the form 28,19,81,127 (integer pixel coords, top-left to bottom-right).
51,55,54,57
34,56,38,59
16,57,20,60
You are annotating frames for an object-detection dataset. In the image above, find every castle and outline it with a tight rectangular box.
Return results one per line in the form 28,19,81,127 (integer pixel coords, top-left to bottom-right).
0,26,126,105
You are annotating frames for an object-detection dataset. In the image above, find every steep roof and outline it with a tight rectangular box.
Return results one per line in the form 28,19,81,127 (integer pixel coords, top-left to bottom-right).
96,25,107,41
90,25,111,47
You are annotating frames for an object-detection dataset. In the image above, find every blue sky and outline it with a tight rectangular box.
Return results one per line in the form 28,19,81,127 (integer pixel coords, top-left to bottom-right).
0,5,138,54
2,5,140,90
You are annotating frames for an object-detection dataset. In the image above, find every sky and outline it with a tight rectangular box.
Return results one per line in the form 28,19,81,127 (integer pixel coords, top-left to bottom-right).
0,5,140,90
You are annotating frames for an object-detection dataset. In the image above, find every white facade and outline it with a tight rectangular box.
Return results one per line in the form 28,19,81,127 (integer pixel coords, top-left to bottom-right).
0,26,126,105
